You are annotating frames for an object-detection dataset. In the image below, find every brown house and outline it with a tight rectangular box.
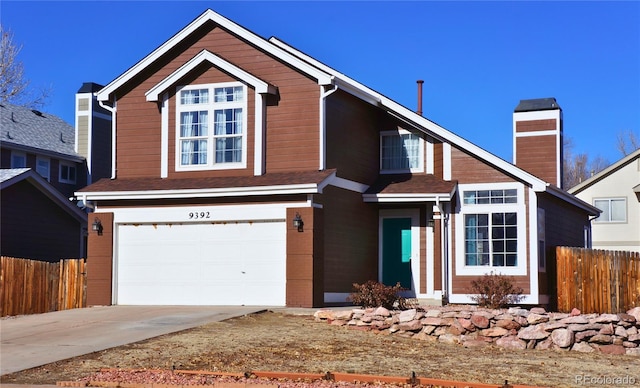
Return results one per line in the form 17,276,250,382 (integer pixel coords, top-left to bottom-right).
77,9,599,307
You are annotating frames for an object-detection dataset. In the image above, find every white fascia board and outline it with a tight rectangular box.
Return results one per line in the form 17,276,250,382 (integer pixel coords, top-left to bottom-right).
319,172,370,194
98,10,331,102
569,148,640,194
363,193,453,203
269,37,547,192
146,50,276,101
76,183,321,201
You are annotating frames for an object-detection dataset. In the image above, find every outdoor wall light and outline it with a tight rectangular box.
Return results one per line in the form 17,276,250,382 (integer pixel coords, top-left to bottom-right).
92,217,103,236
292,212,304,232
427,218,435,229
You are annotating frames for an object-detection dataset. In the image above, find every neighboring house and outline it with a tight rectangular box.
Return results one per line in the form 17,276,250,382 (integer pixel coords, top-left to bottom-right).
1,87,112,261
569,148,640,253
0,168,87,261
1,102,87,199
76,9,599,308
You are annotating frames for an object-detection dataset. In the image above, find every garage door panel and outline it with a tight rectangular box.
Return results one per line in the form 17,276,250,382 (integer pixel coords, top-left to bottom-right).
116,221,286,306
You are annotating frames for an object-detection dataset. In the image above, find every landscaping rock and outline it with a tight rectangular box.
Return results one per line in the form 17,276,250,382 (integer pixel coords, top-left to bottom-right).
570,308,581,316
315,305,640,357
551,329,574,348
518,325,550,340
627,307,640,321
470,314,490,329
599,344,626,355
496,336,526,350
530,307,546,314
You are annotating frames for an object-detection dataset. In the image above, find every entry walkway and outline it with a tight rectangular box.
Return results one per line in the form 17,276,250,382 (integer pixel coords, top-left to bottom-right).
0,305,266,375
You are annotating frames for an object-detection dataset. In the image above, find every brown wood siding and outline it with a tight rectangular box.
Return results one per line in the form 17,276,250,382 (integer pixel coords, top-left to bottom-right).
538,192,590,304
286,207,324,307
0,180,84,262
433,216,442,292
322,186,378,293
450,146,516,184
86,212,114,306
516,119,556,132
325,90,381,183
114,24,319,178
433,141,443,179
515,134,557,183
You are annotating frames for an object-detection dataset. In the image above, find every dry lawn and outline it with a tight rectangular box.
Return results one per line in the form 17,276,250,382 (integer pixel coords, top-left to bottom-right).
1,311,638,387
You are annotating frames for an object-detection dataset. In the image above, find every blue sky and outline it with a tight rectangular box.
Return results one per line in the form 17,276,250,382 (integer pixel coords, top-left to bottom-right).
2,1,639,164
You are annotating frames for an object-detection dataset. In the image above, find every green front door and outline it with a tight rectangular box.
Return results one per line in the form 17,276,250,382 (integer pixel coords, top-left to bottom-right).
382,217,412,289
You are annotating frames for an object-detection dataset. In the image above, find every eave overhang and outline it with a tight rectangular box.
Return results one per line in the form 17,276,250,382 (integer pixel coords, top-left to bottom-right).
75,170,338,202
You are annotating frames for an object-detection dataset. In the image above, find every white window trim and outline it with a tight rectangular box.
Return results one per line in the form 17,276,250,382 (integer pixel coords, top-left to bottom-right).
455,182,527,276
379,129,425,174
36,156,50,181
175,82,248,172
593,197,627,223
59,161,77,184
11,151,26,168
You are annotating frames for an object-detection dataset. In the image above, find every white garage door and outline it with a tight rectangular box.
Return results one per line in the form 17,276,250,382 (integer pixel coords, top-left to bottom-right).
116,221,286,306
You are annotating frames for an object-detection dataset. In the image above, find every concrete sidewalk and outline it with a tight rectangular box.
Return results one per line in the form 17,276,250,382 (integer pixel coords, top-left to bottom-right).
0,305,267,376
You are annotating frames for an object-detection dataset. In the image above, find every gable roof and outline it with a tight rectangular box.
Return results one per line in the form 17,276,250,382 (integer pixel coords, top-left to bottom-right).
93,9,598,216
0,103,84,162
568,148,640,195
96,9,332,103
0,168,87,223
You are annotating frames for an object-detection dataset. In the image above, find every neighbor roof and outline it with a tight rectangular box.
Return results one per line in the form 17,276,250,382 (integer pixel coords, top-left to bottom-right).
0,168,87,222
568,148,640,194
0,103,83,162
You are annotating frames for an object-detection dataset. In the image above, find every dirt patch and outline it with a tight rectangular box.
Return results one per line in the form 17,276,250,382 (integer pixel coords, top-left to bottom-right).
1,311,638,387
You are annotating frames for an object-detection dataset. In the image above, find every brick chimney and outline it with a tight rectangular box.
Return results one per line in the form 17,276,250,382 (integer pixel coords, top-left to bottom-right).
513,98,563,188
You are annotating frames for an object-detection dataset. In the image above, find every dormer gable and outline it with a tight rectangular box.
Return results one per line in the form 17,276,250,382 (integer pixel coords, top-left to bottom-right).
146,50,278,177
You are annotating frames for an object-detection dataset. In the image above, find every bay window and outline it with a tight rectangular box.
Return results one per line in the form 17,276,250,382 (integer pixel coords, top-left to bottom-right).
456,184,527,276
176,83,246,170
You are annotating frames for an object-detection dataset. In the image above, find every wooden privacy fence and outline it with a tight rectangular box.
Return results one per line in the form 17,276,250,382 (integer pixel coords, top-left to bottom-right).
556,247,640,314
0,256,86,317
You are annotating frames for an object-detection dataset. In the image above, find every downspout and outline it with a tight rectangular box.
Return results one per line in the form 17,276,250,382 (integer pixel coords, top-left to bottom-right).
319,81,338,171
435,197,449,304
98,97,117,179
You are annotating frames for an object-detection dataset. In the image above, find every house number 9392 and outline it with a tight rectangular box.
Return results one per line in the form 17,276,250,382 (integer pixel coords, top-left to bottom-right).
188,211,210,219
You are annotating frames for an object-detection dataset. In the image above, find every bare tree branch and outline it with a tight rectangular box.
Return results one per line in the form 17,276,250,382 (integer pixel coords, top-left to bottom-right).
0,24,50,108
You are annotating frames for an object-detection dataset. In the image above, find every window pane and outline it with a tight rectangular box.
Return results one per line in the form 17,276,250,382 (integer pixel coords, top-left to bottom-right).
594,199,610,221
214,86,243,102
36,159,49,179
180,111,208,137
181,140,207,165
463,192,476,204
11,154,26,168
381,133,420,170
181,89,208,104
214,109,243,135
215,137,242,163
611,199,626,222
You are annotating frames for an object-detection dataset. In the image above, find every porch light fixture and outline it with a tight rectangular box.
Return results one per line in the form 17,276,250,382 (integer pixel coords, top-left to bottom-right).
427,218,435,229
292,212,304,232
92,217,103,236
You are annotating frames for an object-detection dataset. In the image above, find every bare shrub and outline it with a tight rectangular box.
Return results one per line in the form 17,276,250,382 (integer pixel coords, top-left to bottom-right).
470,271,524,309
348,281,409,310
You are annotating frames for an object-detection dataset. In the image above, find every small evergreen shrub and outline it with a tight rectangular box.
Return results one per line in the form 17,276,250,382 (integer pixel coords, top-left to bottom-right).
470,271,524,309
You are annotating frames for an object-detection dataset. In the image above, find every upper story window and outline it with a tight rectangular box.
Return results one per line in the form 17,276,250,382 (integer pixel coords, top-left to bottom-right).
176,83,247,171
594,198,626,223
36,156,50,181
11,151,26,168
59,162,77,184
380,130,423,173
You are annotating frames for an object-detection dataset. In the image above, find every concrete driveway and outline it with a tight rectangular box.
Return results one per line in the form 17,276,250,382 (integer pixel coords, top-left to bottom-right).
0,305,267,376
